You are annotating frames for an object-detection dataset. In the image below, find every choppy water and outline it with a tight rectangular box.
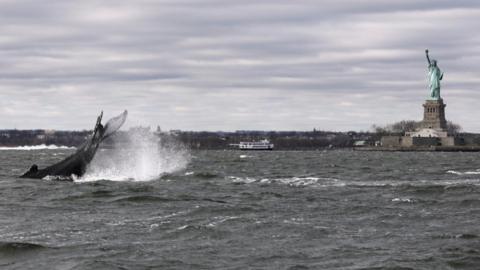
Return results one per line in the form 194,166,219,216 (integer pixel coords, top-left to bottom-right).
1,149,480,269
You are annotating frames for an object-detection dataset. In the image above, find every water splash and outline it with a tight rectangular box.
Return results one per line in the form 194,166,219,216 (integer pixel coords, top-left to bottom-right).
77,130,190,182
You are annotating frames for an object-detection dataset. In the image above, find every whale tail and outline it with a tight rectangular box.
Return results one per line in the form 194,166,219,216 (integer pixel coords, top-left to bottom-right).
85,110,128,152
20,110,128,179
103,110,128,140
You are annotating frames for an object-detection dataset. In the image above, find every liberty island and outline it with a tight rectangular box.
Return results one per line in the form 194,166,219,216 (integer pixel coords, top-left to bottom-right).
365,49,480,151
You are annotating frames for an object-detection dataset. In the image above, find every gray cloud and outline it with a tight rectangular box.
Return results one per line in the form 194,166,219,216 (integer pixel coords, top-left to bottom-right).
1,0,480,131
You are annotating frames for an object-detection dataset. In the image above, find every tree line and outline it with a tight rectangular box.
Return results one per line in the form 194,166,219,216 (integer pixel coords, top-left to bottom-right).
371,120,462,135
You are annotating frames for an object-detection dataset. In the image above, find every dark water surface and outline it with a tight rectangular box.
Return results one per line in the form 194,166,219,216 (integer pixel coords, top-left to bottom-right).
1,149,480,269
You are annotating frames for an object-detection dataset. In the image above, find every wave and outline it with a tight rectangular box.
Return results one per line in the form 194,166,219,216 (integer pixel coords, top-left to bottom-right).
43,175,74,181
229,176,342,187
192,172,220,179
392,197,414,203
102,193,228,204
228,176,480,188
434,233,478,239
0,144,75,150
110,195,174,203
0,242,46,253
173,216,239,231
447,170,480,175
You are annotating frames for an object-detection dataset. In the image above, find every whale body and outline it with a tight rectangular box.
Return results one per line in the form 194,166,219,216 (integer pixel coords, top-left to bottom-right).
20,110,128,179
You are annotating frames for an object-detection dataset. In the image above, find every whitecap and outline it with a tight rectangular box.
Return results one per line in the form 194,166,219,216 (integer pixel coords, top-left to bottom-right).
228,176,341,187
228,175,480,188
392,198,413,203
447,170,463,175
206,216,239,227
176,225,189,230
229,176,257,184
42,175,74,181
0,144,75,150
447,169,480,175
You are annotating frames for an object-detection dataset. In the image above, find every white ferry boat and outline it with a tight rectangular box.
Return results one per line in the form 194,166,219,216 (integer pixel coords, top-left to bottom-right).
231,139,274,150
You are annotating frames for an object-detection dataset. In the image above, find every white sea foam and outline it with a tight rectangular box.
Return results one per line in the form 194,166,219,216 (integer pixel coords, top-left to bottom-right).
0,144,75,150
176,225,189,230
229,176,257,184
206,216,239,227
392,198,413,203
43,175,74,181
229,176,342,187
228,176,480,188
77,131,190,182
447,169,480,175
339,179,480,187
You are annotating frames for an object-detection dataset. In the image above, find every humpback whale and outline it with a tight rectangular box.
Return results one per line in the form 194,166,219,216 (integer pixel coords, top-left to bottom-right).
20,110,128,179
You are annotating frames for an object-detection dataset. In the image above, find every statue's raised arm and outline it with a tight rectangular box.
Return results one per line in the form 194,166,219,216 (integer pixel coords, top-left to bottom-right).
425,49,431,66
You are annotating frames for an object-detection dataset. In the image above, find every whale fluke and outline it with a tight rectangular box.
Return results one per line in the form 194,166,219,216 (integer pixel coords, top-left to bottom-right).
20,110,128,179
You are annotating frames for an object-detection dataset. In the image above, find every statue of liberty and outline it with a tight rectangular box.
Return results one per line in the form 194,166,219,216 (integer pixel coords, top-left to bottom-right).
425,49,443,100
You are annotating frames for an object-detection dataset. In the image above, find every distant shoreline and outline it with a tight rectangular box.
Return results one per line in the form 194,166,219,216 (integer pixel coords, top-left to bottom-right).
2,129,480,150
355,146,480,152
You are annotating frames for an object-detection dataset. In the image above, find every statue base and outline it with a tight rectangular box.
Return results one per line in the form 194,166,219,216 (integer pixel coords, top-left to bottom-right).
380,97,463,148
421,98,447,131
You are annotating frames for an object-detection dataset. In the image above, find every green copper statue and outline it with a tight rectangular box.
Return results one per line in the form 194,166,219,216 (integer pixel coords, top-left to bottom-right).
425,49,443,100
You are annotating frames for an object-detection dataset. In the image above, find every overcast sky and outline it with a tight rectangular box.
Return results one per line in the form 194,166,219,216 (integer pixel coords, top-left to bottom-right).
1,0,480,132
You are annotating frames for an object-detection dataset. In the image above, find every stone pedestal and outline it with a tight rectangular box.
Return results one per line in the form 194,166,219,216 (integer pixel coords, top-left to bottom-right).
422,99,447,130
382,97,460,148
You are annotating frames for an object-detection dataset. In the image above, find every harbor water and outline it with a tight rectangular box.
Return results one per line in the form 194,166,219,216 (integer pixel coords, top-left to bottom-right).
1,149,480,269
